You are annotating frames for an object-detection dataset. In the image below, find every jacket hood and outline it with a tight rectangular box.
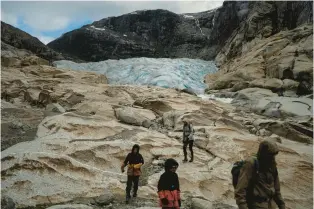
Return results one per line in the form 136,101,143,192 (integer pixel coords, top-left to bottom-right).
132,144,140,153
257,140,279,158
164,158,179,171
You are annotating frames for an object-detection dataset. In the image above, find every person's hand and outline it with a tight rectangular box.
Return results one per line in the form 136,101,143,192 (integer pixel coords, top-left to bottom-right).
134,163,142,169
161,198,169,205
121,167,125,173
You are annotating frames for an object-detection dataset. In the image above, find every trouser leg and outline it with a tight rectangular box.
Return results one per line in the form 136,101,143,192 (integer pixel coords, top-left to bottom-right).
126,175,132,197
189,141,194,161
133,176,139,195
183,142,188,160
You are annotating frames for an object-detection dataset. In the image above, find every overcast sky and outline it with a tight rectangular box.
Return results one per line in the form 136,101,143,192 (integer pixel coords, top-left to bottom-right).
1,1,223,44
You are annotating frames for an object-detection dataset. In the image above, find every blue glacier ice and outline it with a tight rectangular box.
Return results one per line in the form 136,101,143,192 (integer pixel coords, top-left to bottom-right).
54,58,218,94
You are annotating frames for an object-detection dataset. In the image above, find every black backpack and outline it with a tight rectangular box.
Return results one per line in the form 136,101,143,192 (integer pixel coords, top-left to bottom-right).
231,157,259,188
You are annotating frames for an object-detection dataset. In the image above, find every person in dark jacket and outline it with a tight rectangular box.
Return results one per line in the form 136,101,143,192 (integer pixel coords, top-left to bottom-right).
121,144,144,203
157,158,181,209
235,140,285,209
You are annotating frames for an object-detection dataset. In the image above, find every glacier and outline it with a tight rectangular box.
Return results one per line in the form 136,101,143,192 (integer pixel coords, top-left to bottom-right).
54,58,218,94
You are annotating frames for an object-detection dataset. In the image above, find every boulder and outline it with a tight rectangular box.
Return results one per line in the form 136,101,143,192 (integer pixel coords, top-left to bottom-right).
134,99,173,115
115,107,156,126
256,97,313,118
66,92,85,106
249,78,283,91
232,88,277,107
282,79,299,90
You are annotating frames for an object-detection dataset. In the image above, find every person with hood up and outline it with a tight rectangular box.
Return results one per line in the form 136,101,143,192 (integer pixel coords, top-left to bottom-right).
121,144,144,203
157,158,181,209
182,119,195,162
235,140,285,209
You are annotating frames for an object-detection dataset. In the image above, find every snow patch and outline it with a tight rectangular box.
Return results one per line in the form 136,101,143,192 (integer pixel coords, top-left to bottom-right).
54,58,218,93
90,25,106,31
183,15,194,19
198,94,233,104
123,34,127,37
130,11,137,15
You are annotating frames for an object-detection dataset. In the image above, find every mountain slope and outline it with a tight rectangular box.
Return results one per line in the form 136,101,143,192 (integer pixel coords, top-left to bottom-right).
1,21,75,62
47,5,244,62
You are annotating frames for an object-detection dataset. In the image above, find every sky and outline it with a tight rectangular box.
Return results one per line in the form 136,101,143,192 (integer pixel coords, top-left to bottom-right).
1,1,223,44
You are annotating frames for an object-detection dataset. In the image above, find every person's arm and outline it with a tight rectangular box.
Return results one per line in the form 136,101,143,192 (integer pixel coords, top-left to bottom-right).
273,170,285,209
175,173,181,206
121,154,130,173
188,124,194,140
235,160,254,209
157,174,169,205
140,154,144,164
134,154,144,168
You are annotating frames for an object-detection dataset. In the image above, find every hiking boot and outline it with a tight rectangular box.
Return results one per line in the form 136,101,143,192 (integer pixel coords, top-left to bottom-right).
189,158,193,162
133,193,137,198
126,195,131,204
183,159,188,163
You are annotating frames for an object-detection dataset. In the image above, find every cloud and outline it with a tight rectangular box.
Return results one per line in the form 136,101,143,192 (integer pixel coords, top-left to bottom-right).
1,1,224,42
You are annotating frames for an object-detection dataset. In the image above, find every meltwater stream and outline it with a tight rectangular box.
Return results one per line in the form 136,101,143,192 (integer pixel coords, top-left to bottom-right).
54,58,218,94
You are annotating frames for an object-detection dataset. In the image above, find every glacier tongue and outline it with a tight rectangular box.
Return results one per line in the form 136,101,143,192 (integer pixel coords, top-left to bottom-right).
54,58,217,94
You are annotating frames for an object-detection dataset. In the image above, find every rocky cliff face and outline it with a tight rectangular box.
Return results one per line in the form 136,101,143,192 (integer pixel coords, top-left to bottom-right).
47,4,247,62
1,21,78,62
206,1,313,96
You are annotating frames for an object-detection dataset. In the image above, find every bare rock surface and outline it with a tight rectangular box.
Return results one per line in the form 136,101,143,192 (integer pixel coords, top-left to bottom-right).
1,64,312,209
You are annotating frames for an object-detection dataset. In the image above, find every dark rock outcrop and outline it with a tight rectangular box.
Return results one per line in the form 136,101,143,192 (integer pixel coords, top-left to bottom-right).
1,21,77,62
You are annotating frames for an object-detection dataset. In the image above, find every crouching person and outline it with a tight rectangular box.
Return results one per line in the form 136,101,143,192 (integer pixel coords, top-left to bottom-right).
158,158,181,209
121,144,144,204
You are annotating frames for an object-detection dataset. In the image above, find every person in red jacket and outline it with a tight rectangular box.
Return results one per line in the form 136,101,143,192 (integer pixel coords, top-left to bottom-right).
157,158,181,209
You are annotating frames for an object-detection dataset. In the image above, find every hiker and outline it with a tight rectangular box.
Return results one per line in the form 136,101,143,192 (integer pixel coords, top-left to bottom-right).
157,158,181,209
182,119,195,162
121,144,144,203
234,140,285,209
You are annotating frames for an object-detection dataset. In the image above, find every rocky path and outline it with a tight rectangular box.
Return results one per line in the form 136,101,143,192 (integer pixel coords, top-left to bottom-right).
1,63,313,209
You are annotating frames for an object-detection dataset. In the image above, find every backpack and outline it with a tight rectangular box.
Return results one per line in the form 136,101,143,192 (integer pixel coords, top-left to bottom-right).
231,157,259,188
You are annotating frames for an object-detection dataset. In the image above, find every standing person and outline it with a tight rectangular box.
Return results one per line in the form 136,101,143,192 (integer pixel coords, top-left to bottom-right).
234,140,286,209
157,158,181,209
182,119,195,162
121,144,144,204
